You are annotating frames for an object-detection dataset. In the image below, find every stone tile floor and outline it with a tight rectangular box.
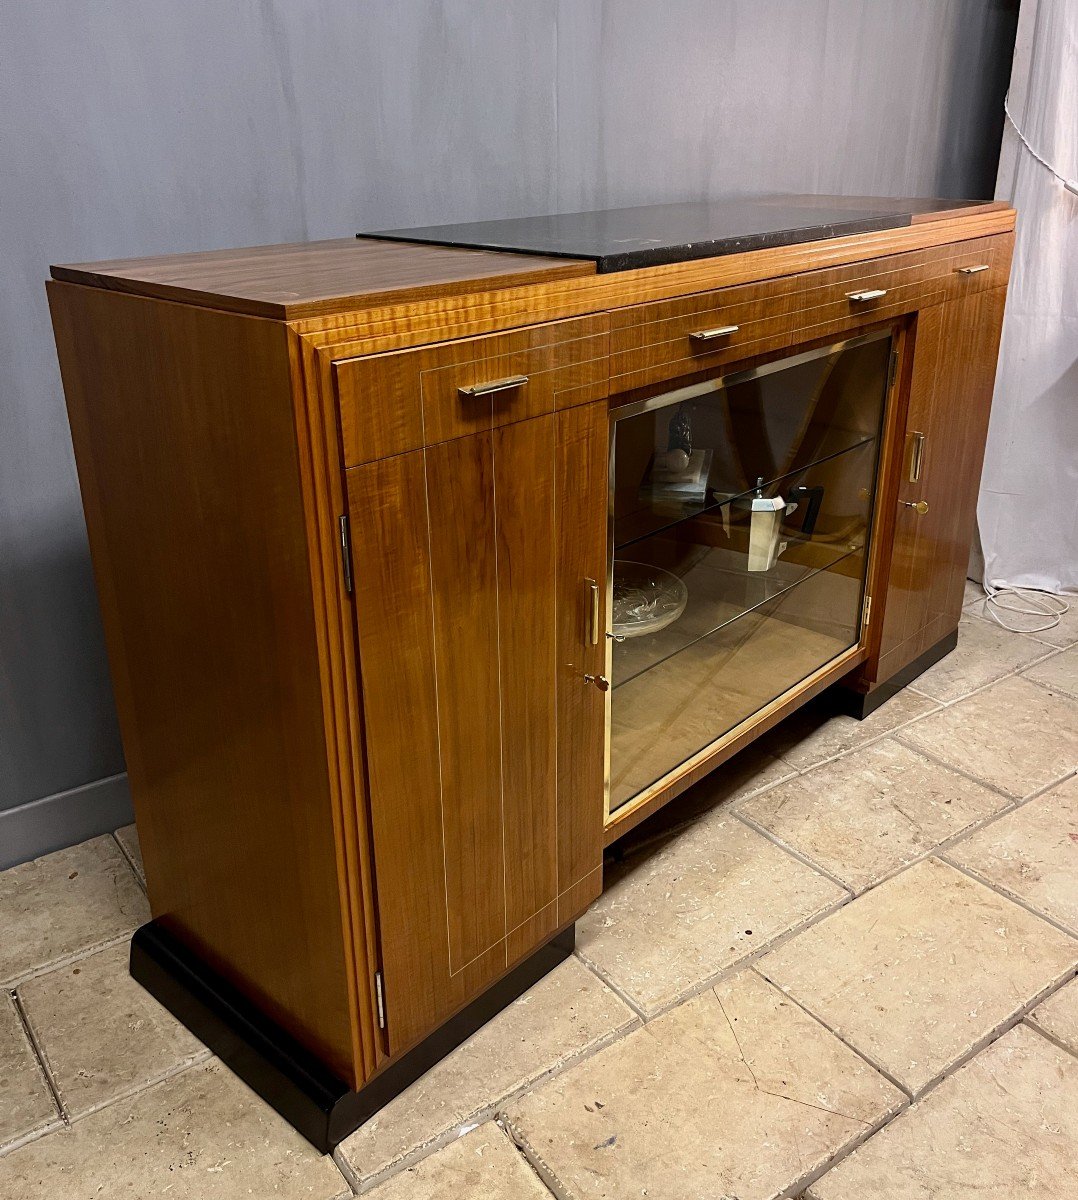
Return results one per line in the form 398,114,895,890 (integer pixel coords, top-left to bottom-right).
1,601,1076,1198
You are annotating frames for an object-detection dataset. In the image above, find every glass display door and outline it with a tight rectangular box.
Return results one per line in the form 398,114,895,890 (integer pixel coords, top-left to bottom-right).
607,329,893,818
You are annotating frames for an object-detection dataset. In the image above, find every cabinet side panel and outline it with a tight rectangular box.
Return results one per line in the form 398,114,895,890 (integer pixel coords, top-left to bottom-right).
47,283,356,1079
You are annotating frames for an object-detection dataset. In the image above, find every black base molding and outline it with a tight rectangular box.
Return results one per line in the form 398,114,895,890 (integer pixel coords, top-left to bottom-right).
130,920,575,1153
839,628,959,720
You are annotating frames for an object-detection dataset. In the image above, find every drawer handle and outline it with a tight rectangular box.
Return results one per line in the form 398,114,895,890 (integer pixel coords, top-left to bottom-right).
909,431,926,483
846,288,888,302
955,264,990,275
690,325,740,342
458,374,529,399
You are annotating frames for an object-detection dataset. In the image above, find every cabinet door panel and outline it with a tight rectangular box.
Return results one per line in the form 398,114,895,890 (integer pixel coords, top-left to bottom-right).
494,417,560,964
426,434,506,971
348,403,607,1054
873,287,1007,681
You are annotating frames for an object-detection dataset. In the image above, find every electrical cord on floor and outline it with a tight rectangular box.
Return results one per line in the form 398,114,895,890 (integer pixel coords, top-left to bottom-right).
977,579,1070,633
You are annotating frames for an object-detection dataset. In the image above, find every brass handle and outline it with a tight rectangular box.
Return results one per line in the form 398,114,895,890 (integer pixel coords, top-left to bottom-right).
585,578,600,646
583,673,610,692
690,325,739,342
458,374,529,399
846,288,888,302
909,431,926,483
955,264,990,275
903,499,930,515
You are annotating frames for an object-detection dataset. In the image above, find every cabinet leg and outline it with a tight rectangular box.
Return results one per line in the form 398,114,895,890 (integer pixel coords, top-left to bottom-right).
131,920,575,1153
839,629,959,720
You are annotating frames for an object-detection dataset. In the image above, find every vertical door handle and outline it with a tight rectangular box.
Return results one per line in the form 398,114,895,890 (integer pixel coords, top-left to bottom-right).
908,431,926,483
585,578,600,646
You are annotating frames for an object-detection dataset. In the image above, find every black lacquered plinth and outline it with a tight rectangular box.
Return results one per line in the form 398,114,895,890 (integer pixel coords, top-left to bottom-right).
131,920,574,1152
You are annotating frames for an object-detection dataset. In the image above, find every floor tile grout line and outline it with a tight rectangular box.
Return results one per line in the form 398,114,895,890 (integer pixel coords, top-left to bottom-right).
749,966,914,1101
962,603,1071,650
1,929,139,993
777,1090,910,1200
731,808,855,893
111,831,147,895
606,890,856,1029
10,989,68,1127
747,787,1031,904
58,1049,215,1127
571,949,649,1022
1019,670,1078,704
337,1016,639,1194
934,854,1078,943
899,962,1078,1108
499,1113,575,1200
607,769,799,869
768,698,946,779
1023,1014,1078,1064
926,766,1078,868
901,641,1067,711
887,734,1023,803
494,1116,564,1200
0,1115,66,1162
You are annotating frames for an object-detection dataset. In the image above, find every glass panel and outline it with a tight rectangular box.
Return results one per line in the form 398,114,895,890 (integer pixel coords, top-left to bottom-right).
608,330,891,815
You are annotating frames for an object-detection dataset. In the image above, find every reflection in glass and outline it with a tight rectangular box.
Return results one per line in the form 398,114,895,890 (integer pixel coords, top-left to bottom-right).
608,331,892,814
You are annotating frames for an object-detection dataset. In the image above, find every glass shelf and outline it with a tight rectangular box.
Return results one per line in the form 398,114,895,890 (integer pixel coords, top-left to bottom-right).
607,328,892,819
615,434,876,554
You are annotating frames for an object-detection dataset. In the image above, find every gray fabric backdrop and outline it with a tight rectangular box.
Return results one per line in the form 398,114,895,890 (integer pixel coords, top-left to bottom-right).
0,0,1018,864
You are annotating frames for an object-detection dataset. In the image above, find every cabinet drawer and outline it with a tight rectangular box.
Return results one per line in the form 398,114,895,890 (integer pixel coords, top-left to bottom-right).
336,314,609,466
608,235,1011,396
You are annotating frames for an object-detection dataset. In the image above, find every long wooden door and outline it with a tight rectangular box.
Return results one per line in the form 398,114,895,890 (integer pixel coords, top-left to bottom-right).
347,403,607,1054
873,287,1008,682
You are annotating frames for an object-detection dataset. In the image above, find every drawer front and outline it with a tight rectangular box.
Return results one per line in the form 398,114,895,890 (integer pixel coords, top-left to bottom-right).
608,234,1011,396
337,314,609,466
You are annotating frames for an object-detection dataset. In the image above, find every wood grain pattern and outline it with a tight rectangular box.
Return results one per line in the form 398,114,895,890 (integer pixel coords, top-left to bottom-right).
495,416,560,963
554,403,608,915
606,235,1010,396
48,281,359,1081
288,332,383,1082
346,451,461,1054
335,314,609,465
426,435,507,971
346,408,606,1054
51,237,594,320
294,211,1016,358
866,285,1009,687
49,204,1015,1092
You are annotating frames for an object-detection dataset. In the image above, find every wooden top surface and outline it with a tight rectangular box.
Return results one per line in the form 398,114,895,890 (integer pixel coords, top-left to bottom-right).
51,237,596,321
51,199,1013,323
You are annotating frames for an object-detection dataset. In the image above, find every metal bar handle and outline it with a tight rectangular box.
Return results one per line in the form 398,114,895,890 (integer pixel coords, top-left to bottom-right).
909,431,926,483
689,325,740,342
846,288,888,302
585,578,600,646
458,374,529,399
955,264,990,275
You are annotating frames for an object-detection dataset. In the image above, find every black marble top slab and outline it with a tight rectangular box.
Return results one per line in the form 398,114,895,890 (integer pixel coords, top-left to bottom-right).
361,195,988,273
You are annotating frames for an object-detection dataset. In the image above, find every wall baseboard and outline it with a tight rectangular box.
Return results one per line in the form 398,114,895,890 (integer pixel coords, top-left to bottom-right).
0,773,133,870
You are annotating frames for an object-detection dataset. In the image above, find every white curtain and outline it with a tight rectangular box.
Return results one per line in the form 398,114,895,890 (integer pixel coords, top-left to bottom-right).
976,0,1078,594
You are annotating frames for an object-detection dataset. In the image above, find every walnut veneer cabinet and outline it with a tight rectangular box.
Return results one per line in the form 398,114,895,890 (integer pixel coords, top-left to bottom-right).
49,196,1014,1149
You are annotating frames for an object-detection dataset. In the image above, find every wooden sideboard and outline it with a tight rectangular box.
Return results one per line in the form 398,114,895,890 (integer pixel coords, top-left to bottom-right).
48,198,1014,1148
